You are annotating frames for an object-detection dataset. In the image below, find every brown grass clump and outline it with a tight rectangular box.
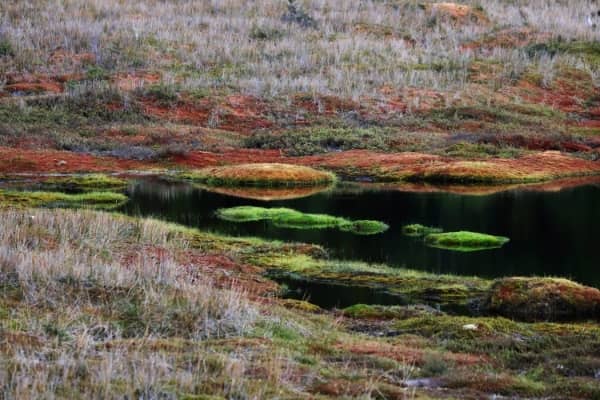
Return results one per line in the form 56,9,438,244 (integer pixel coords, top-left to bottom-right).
180,163,335,187
486,277,600,321
426,3,490,26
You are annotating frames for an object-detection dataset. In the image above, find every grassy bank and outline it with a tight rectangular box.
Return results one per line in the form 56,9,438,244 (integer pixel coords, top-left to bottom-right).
1,208,600,398
0,189,128,209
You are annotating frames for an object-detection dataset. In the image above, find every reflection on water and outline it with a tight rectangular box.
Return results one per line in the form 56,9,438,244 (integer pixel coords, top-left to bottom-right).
120,178,600,287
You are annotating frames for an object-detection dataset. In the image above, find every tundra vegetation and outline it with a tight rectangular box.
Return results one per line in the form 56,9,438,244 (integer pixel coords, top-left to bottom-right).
1,208,600,398
1,0,600,398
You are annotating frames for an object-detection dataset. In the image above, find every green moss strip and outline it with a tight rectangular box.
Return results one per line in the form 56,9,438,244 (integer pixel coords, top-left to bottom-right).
402,224,443,237
0,190,128,210
43,174,128,191
216,206,388,235
425,231,509,252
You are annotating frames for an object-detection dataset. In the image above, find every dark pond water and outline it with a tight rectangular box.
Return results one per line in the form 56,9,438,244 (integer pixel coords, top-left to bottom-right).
119,179,600,287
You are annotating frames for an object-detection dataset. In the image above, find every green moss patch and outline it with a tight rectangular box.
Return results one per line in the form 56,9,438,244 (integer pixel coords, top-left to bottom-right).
254,253,490,308
42,174,128,191
425,231,509,252
216,206,388,235
0,190,128,210
402,224,443,237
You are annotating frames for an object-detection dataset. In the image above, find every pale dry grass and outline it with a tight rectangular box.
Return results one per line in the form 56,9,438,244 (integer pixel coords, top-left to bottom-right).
0,209,268,398
0,0,598,98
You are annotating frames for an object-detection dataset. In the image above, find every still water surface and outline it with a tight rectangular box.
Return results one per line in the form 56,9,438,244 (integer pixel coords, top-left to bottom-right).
120,179,600,287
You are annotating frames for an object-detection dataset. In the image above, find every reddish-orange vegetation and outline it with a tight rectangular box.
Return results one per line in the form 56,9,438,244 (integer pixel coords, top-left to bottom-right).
487,277,600,320
378,176,600,196
426,2,490,26
508,69,598,116
335,340,485,366
141,94,274,134
0,147,147,173
1,145,598,184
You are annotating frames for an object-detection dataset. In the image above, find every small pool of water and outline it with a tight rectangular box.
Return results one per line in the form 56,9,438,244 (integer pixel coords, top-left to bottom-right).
119,178,600,287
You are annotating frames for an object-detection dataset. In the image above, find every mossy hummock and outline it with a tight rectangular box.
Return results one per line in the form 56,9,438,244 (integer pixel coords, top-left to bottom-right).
486,277,600,321
177,163,335,187
0,190,128,210
425,231,509,252
216,206,388,235
42,174,128,191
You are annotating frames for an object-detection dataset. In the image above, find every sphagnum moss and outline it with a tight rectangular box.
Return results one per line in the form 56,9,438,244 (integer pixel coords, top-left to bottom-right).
0,189,128,210
425,231,509,252
216,206,388,235
42,173,128,191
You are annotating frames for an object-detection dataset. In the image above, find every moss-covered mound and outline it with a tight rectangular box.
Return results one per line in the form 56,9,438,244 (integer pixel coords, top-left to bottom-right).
0,190,128,210
216,206,388,235
402,224,444,237
178,163,335,187
425,231,509,251
42,174,128,191
485,277,600,321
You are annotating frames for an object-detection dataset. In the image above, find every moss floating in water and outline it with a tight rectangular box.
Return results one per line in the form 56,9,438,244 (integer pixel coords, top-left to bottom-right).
425,231,509,252
339,220,389,235
0,190,128,210
402,224,443,237
216,206,388,235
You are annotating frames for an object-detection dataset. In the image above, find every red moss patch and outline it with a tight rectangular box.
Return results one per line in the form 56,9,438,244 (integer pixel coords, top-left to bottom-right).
335,340,485,366
487,277,600,321
0,147,147,173
140,94,273,134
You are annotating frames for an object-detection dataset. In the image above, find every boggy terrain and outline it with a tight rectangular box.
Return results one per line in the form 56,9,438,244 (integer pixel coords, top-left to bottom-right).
3,207,600,399
2,0,600,398
1,0,600,183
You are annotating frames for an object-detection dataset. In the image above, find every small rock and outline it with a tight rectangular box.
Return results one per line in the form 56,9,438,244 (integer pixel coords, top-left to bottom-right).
462,323,478,331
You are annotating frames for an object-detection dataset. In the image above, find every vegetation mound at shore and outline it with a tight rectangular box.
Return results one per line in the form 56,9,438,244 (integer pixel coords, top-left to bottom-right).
42,174,128,191
486,277,600,321
216,206,388,235
402,224,444,237
177,163,335,187
0,190,128,210
425,231,509,251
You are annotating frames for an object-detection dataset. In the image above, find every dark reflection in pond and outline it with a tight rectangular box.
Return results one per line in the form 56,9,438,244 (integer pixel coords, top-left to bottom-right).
119,179,600,287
